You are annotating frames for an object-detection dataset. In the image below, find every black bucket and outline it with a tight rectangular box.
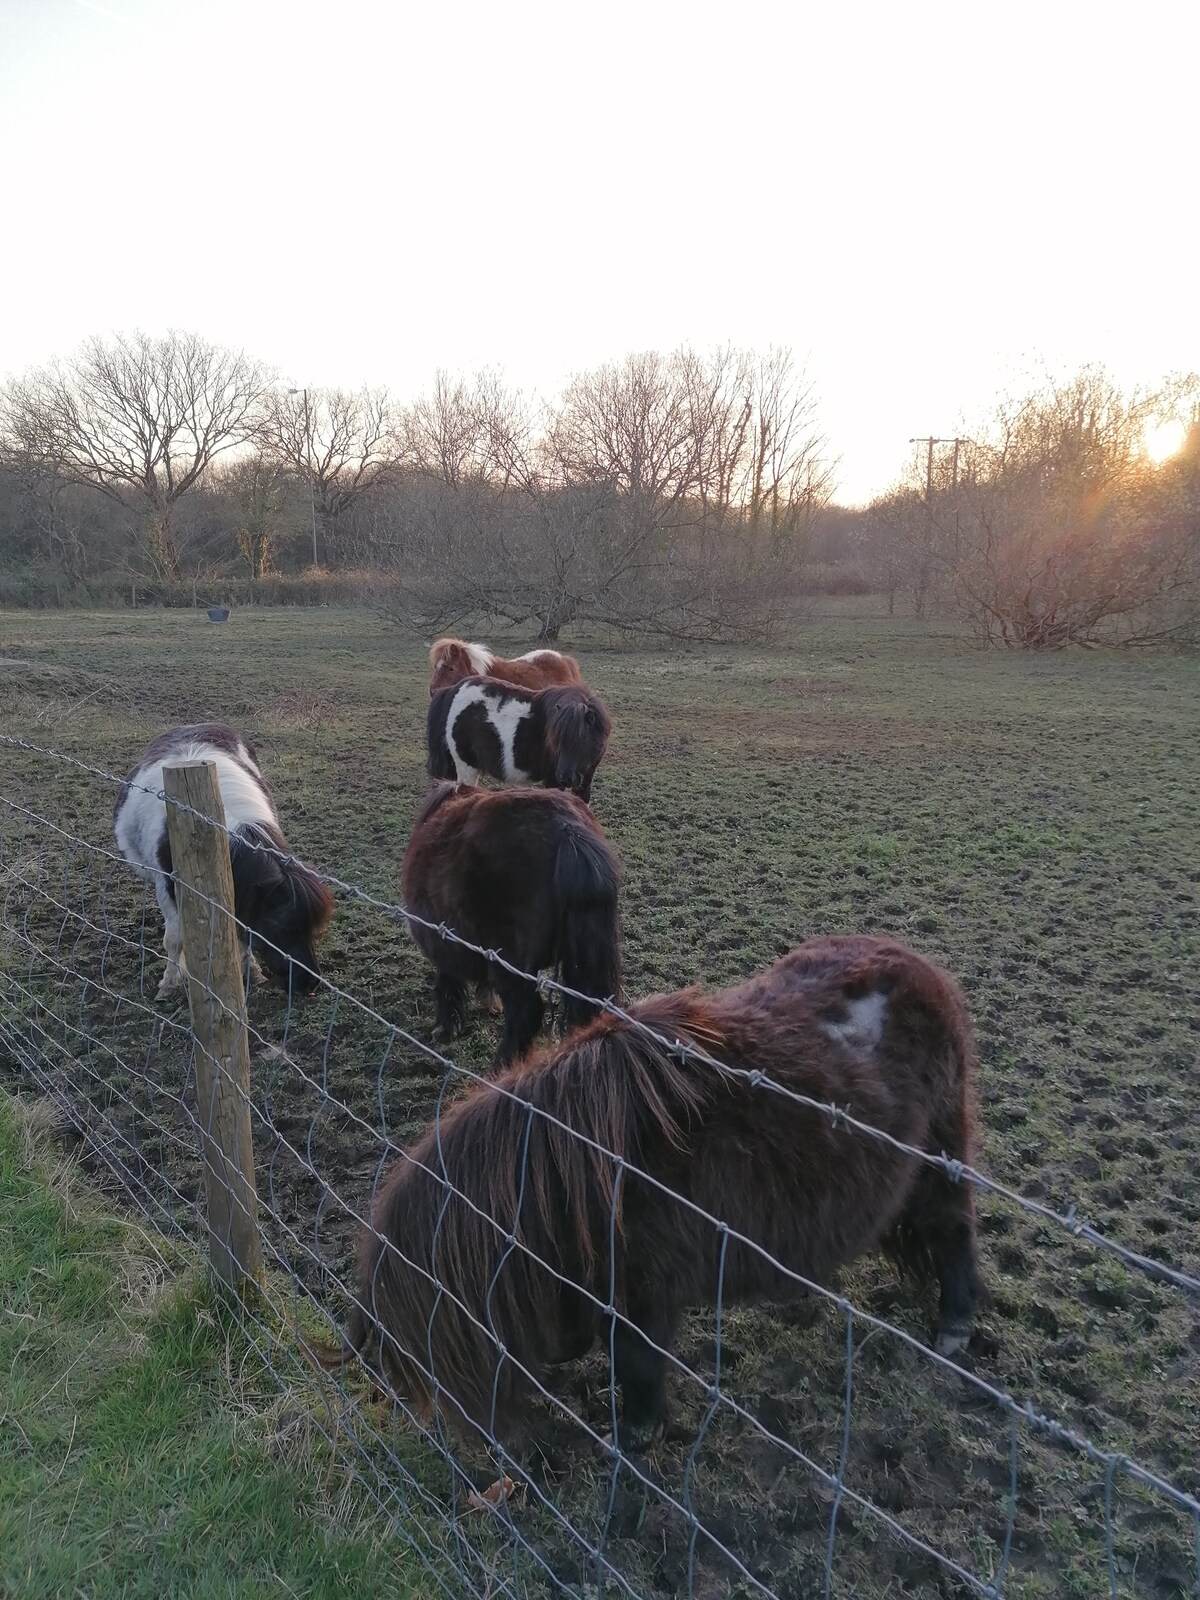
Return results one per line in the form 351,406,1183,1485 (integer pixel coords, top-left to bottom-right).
207,605,230,623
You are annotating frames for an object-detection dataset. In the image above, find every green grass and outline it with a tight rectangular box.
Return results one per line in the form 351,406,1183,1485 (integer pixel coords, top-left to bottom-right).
0,1096,430,1600
1,603,1198,1597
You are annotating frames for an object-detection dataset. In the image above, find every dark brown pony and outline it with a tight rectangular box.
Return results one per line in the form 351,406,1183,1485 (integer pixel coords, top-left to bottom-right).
329,936,984,1450
427,678,611,803
401,784,622,1066
428,638,584,697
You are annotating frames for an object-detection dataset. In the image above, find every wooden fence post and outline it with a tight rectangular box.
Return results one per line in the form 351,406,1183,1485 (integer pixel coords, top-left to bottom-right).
163,759,264,1295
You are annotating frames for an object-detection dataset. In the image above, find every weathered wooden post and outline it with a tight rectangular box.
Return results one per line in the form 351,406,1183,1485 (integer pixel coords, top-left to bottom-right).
163,760,264,1295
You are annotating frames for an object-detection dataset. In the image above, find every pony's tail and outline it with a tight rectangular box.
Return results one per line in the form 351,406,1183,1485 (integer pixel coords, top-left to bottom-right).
552,826,621,1033
425,690,457,781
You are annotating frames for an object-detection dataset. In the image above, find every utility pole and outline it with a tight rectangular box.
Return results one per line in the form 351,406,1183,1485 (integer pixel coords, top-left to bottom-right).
909,436,971,487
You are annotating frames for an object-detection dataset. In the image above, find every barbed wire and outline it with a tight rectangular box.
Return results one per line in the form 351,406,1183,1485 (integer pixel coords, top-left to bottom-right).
2,738,1199,1599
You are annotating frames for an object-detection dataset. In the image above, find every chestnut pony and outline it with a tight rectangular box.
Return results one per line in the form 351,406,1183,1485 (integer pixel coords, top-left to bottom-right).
327,935,984,1450
401,784,622,1067
428,638,583,697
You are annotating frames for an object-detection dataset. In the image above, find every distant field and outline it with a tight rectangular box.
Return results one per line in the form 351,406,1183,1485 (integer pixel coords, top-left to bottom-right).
2,605,1198,1598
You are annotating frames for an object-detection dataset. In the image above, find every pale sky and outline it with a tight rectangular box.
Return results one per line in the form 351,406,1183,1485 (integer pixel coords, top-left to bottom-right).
1,0,1195,504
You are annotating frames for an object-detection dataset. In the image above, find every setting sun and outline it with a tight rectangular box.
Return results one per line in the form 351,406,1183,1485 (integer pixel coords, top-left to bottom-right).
1144,416,1187,463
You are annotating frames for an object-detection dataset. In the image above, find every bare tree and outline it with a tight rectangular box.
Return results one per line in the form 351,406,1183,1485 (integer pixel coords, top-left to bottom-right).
857,487,927,615
945,368,1200,646
678,345,754,527
0,331,271,580
0,431,89,589
401,370,501,488
218,452,286,580
384,348,834,643
741,348,836,554
553,350,701,518
259,386,400,567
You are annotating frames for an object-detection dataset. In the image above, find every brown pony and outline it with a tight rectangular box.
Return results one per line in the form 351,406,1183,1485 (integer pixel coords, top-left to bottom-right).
329,936,984,1451
401,784,622,1067
428,638,584,697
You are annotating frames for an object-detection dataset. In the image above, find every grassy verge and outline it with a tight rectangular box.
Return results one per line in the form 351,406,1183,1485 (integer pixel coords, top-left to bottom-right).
0,1093,426,1600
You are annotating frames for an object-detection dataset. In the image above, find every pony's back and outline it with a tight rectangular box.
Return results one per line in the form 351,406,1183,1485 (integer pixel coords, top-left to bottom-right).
114,723,278,872
401,785,622,1060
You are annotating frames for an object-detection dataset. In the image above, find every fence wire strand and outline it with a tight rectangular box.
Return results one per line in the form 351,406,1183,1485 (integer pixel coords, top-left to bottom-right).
2,735,1198,1600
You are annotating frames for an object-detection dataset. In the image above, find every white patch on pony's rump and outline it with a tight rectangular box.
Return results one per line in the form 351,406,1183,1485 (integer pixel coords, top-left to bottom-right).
444,682,534,785
823,991,888,1050
463,642,494,676
517,648,559,663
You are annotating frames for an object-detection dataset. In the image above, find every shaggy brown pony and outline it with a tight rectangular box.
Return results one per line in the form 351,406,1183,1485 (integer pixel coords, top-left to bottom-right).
428,638,584,697
401,784,622,1066
330,935,984,1451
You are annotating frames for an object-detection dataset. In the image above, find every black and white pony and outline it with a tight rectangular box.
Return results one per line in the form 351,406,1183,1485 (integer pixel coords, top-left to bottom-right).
113,723,333,999
427,677,611,803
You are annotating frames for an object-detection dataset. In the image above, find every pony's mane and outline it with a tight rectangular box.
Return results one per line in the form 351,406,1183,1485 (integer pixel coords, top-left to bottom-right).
412,780,462,828
429,637,494,676
234,822,335,935
291,859,335,936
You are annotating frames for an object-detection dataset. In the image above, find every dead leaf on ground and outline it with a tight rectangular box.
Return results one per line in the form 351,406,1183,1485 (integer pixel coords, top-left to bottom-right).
466,1475,522,1514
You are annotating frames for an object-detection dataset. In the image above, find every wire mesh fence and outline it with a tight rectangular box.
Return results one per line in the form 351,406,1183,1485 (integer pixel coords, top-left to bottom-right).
1,733,1198,1600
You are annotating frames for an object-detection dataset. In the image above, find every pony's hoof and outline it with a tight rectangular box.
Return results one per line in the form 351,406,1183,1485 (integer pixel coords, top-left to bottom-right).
934,1322,972,1359
600,1417,666,1458
155,974,181,1001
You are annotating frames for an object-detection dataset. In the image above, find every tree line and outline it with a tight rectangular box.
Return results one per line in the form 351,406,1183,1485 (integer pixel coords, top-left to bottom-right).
0,332,837,641
2,332,1197,646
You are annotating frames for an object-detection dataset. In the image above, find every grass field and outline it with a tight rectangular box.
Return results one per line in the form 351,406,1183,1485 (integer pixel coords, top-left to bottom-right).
1,604,1198,1598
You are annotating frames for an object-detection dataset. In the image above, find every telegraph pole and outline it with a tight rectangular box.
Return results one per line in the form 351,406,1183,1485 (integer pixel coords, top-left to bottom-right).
909,437,971,487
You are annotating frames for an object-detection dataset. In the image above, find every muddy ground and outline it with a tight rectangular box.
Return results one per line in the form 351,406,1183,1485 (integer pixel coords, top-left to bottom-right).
2,606,1198,1598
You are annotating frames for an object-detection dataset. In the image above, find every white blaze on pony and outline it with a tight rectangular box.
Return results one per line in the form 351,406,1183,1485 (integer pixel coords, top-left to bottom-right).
113,722,333,999
823,990,889,1049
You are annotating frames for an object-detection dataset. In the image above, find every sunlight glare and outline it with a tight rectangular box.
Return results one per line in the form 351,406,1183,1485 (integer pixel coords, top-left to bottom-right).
1144,417,1187,463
